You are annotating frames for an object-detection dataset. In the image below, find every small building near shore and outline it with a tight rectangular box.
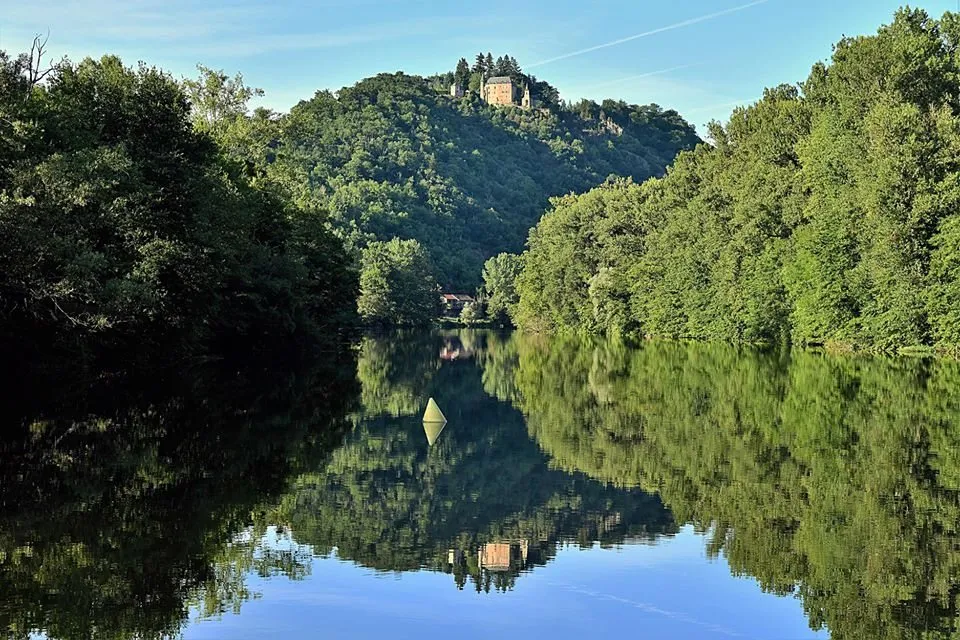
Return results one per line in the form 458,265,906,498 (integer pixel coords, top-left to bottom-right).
441,293,475,315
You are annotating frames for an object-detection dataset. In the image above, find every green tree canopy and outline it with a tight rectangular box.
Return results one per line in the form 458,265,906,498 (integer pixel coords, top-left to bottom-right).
358,238,439,325
482,252,523,324
0,51,356,353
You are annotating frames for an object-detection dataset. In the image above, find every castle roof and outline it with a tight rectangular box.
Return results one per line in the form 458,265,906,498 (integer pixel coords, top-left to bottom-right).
486,76,513,85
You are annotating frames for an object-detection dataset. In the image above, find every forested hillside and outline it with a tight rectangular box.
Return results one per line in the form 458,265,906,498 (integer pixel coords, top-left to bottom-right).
264,69,699,291
514,8,960,351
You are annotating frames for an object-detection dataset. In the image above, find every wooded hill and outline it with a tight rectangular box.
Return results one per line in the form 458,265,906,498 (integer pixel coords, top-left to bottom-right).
264,69,699,291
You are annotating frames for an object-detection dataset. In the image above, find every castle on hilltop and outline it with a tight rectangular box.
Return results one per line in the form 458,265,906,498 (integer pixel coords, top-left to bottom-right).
450,75,535,109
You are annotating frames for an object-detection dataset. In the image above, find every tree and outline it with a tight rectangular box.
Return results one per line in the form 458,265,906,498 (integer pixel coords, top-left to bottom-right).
473,53,486,75
459,301,482,325
454,58,470,87
357,239,439,325
182,64,263,133
482,253,523,325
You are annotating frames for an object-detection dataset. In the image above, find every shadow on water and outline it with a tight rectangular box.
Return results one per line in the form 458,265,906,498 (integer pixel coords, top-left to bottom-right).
7,329,960,638
0,346,360,640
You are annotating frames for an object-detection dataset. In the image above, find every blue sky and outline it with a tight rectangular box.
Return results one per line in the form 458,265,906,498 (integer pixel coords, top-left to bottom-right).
2,0,958,131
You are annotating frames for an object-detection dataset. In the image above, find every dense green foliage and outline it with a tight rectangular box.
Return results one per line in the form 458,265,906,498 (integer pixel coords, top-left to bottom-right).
0,51,356,352
478,331,960,638
265,71,698,292
481,253,523,324
515,9,960,351
357,238,439,325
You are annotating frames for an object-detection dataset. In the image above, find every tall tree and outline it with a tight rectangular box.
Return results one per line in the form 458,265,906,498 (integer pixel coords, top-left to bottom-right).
182,64,263,133
0,52,356,351
482,253,523,324
454,58,470,86
357,238,439,325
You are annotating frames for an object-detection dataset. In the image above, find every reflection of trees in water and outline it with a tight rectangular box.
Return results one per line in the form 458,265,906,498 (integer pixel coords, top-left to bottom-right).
0,351,359,640
279,330,676,592
485,333,960,639
18,328,956,638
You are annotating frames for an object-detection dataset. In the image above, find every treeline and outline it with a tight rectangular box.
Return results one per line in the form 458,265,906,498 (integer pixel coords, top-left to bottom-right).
0,43,698,337
478,331,960,639
512,8,960,351
0,48,357,356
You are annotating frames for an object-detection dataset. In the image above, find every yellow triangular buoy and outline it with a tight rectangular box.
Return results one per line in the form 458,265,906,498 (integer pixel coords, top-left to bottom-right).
423,420,446,446
423,397,446,424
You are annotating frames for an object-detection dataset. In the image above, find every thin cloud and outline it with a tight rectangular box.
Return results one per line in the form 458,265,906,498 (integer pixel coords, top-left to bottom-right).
581,63,702,91
684,98,756,115
185,18,472,57
528,0,770,68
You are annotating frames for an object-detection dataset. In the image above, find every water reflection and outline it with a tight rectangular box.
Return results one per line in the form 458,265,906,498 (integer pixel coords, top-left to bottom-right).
278,332,674,595
491,333,960,639
0,351,359,640
5,330,960,638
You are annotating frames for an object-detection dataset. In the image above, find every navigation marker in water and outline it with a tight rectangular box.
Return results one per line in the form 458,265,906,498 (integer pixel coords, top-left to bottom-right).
423,397,447,446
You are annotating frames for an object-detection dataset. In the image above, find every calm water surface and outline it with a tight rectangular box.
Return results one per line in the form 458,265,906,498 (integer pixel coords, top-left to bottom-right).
3,330,958,639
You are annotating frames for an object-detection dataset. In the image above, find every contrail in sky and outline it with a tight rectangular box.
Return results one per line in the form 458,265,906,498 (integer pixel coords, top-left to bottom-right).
684,97,756,114
527,0,770,68
582,63,702,91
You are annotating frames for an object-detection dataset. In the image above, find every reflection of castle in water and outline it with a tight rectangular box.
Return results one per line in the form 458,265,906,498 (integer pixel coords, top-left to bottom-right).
444,540,542,592
477,540,530,572
440,510,632,589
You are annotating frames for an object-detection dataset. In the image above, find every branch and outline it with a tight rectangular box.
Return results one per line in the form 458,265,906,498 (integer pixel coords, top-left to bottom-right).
27,29,56,86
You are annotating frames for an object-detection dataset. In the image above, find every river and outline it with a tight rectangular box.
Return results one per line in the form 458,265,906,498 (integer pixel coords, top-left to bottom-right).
4,329,958,639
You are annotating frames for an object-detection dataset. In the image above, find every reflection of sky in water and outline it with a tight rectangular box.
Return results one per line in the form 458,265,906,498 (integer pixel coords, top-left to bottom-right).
184,525,826,640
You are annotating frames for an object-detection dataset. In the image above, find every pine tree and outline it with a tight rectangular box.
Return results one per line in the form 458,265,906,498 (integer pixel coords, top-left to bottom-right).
473,53,486,75
455,58,470,86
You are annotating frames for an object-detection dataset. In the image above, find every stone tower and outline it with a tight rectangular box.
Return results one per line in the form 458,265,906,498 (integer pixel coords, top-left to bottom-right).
522,83,534,109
